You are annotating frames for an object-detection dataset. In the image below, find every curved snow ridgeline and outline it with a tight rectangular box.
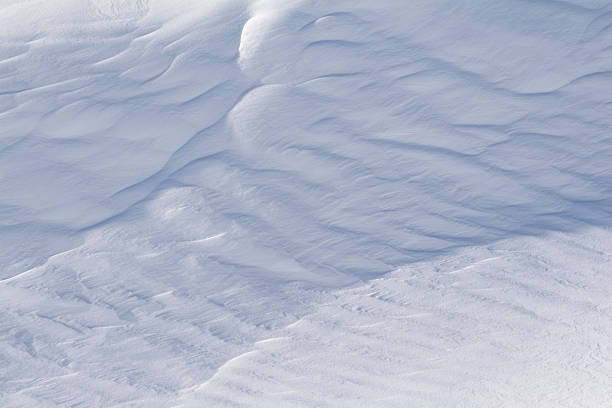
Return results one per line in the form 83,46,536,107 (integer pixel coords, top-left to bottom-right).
1,0,611,406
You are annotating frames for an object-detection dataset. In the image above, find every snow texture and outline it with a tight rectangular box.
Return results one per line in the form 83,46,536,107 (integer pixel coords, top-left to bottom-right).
1,0,611,406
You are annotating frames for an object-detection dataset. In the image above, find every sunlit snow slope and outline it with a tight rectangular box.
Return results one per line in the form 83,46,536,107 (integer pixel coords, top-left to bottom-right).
1,0,611,406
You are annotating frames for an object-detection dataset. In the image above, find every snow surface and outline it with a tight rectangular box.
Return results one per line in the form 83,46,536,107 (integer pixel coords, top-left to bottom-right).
1,0,611,406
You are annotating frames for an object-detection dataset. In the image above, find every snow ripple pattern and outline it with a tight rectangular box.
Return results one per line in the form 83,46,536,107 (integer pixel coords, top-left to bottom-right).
1,0,611,406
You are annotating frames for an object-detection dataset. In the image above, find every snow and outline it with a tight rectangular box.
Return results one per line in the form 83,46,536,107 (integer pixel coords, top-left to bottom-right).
178,229,612,407
1,0,611,406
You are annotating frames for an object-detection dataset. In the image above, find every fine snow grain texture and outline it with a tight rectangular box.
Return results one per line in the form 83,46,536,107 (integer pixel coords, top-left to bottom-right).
177,229,612,408
1,0,611,407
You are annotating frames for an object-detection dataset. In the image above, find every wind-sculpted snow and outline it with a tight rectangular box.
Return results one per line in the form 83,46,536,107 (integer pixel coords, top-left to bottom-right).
177,229,612,407
1,0,611,406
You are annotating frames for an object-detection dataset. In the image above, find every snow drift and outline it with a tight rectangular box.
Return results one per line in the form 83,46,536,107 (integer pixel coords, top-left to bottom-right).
1,0,611,406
